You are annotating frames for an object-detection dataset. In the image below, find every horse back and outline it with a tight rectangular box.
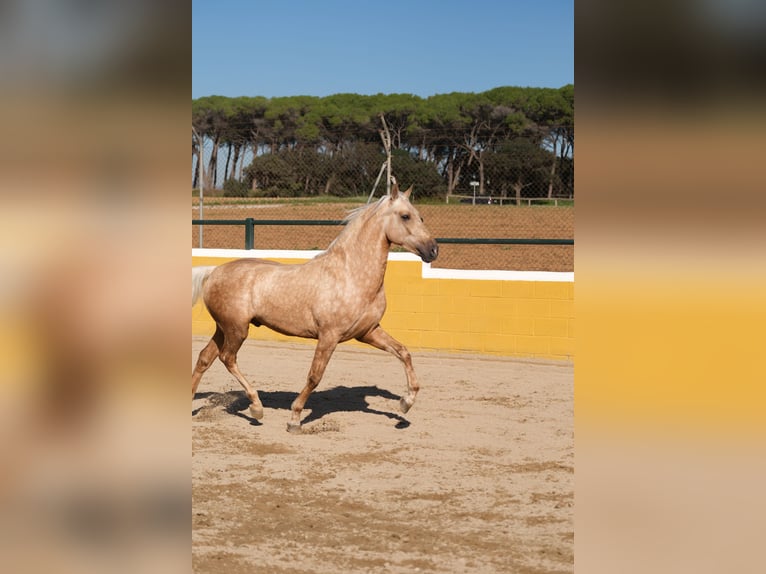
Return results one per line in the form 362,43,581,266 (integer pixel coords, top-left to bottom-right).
204,258,285,313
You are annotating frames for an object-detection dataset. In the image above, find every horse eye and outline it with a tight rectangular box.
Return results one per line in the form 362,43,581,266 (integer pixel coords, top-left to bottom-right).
401,214,410,221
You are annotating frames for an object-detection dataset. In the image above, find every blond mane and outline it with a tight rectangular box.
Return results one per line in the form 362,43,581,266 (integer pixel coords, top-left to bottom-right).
321,195,391,253
342,195,389,225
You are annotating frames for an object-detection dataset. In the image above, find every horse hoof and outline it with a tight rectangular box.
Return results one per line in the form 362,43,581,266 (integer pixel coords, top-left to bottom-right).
286,422,302,434
250,405,264,420
399,398,413,414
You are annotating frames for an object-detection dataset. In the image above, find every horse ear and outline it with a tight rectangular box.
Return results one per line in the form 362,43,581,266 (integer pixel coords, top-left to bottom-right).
403,186,413,200
390,182,400,199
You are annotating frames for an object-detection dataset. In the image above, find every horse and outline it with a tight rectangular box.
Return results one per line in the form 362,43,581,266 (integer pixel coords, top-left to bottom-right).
191,183,439,433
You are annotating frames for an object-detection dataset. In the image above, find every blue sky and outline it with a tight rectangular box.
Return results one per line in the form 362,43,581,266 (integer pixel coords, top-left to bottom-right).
193,0,573,99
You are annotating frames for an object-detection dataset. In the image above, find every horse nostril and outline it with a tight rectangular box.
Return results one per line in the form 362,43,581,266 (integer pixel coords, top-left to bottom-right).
418,242,439,262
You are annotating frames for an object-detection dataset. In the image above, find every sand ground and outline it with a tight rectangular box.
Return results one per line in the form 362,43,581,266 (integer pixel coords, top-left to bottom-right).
192,338,573,573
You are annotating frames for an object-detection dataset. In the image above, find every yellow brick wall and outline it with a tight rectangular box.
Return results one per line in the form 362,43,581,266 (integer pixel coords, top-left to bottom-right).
192,251,574,361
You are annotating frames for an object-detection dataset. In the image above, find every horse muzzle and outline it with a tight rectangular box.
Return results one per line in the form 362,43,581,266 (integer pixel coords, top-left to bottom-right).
418,240,439,263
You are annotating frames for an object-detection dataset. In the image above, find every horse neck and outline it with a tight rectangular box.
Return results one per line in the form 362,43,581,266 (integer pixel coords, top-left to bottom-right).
324,210,390,287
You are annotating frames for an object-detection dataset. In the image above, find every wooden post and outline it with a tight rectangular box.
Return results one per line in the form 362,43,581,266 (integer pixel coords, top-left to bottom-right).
193,127,204,248
379,113,392,196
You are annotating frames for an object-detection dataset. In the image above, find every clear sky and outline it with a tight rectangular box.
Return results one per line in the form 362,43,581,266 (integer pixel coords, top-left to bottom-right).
192,0,573,99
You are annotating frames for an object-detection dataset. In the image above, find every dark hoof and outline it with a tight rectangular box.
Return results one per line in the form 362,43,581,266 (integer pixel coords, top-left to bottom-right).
286,422,302,434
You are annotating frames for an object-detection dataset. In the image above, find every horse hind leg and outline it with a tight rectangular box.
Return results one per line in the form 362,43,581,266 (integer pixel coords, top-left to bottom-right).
218,325,264,420
192,326,224,400
358,326,419,414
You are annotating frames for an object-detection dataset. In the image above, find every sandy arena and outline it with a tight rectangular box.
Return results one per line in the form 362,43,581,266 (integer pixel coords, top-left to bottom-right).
192,337,573,573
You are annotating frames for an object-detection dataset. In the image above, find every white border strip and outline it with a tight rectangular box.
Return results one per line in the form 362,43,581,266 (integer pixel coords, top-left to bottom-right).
192,248,423,262
193,248,324,260
192,249,574,282
422,263,573,282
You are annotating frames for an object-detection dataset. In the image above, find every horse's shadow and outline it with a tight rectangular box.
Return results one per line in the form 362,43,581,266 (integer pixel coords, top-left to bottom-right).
193,385,410,429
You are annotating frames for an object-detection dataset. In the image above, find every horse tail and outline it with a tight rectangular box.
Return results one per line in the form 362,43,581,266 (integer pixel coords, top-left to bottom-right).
192,266,216,307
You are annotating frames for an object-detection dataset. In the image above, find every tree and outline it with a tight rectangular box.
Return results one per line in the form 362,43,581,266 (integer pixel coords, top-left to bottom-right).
415,92,474,197
244,151,295,196
192,95,234,189
192,131,200,189
193,85,574,200
389,149,445,199
483,138,552,204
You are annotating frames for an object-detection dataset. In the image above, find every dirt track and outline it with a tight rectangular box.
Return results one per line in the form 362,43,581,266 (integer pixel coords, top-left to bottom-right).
192,338,573,573
191,202,574,271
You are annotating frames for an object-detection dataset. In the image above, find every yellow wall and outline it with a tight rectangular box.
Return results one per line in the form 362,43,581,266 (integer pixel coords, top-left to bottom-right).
192,251,574,361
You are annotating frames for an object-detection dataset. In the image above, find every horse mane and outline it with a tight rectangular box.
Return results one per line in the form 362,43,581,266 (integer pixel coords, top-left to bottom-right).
323,195,391,253
343,195,388,225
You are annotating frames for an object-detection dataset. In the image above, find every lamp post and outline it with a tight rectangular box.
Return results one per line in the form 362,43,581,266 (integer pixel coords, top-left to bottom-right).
470,180,478,205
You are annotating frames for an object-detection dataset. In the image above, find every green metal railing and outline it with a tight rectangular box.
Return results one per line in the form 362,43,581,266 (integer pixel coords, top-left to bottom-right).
192,218,574,250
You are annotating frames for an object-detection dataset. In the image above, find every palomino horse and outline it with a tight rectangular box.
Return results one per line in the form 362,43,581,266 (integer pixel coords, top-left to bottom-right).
191,183,439,432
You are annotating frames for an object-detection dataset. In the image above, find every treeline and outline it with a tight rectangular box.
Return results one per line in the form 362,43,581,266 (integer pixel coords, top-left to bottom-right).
192,85,573,201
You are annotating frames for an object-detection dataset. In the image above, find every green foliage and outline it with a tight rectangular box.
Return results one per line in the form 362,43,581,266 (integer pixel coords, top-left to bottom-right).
194,86,574,200
222,178,250,197
326,142,383,196
484,138,552,199
389,149,446,199
245,152,296,197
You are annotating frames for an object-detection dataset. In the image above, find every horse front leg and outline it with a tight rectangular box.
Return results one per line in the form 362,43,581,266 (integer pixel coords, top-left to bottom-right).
357,325,419,414
288,337,338,433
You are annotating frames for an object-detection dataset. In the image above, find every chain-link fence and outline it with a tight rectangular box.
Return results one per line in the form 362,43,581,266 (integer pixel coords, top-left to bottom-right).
192,132,573,272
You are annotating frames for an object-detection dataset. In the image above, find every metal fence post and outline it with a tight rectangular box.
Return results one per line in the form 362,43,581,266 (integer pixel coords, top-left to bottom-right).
245,218,255,249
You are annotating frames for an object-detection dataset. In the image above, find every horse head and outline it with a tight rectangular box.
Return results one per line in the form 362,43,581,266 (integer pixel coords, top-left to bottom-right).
382,184,439,263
